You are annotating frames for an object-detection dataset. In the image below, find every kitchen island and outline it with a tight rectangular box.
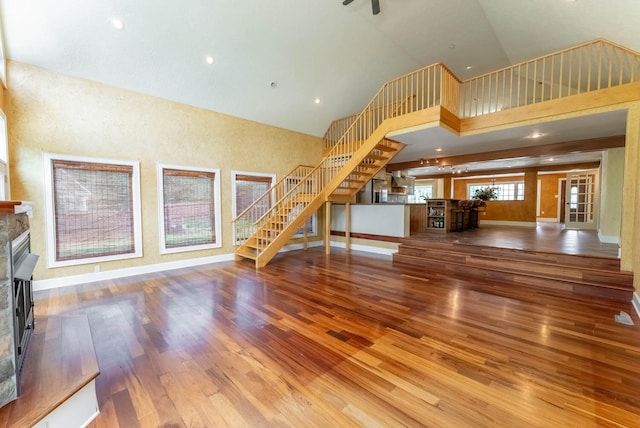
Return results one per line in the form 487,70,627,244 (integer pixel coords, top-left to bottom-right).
331,203,428,238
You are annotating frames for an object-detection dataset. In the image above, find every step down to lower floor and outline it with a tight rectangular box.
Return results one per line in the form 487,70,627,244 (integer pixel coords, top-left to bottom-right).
393,243,634,304
0,315,100,428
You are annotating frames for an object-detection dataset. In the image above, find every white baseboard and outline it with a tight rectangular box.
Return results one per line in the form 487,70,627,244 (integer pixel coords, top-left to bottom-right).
536,217,559,223
330,240,397,256
598,231,620,245
633,292,640,320
34,241,324,292
478,220,537,227
33,253,236,291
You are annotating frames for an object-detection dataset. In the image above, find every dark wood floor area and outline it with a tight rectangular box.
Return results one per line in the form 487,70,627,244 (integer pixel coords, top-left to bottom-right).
410,222,620,258
34,248,640,427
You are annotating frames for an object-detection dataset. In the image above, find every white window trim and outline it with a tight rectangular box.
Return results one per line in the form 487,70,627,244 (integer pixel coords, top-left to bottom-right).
0,110,9,200
231,170,276,244
43,153,143,268
467,181,525,201
157,163,222,254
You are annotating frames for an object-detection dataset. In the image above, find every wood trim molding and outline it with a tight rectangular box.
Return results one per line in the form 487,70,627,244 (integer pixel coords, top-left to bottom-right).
413,162,601,179
387,136,623,172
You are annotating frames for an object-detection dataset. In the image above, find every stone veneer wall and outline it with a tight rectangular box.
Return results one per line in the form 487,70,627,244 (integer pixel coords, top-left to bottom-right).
0,213,30,408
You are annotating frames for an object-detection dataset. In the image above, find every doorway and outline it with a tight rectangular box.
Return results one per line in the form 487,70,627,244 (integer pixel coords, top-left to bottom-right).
564,170,599,230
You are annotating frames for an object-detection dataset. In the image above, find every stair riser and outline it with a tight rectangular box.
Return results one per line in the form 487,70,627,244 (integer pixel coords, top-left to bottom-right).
397,247,630,285
399,242,621,271
393,255,633,304
393,251,633,289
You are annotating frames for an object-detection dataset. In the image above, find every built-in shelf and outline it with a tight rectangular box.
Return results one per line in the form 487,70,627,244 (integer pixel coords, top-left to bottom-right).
426,199,458,232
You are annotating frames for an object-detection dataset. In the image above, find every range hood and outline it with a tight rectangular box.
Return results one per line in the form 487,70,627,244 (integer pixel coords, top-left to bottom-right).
391,173,412,187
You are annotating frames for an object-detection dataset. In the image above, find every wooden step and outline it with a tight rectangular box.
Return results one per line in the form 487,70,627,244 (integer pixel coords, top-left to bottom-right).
393,242,633,303
399,238,622,271
372,144,399,152
0,315,100,428
236,246,259,260
363,154,388,162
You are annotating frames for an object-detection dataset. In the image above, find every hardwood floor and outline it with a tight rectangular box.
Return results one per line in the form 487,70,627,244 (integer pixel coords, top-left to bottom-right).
409,222,620,258
33,248,640,427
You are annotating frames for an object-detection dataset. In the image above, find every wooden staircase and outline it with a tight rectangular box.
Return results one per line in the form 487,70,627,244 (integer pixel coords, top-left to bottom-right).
393,238,634,303
234,137,405,267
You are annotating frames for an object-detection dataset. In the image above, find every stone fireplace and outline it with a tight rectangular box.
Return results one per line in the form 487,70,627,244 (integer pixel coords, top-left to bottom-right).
0,206,35,409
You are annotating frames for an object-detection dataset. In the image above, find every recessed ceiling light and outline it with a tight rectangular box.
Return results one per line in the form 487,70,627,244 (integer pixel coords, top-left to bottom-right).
465,65,473,70
449,44,456,49
549,157,555,162
315,98,321,104
111,17,125,31
205,56,215,65
435,148,442,152
528,132,544,139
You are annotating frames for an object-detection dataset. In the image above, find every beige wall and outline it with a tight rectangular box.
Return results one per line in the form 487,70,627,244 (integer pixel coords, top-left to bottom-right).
599,147,625,242
622,104,640,292
5,62,323,280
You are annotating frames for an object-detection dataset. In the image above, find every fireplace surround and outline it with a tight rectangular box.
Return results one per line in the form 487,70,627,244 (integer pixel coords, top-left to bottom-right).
0,206,36,409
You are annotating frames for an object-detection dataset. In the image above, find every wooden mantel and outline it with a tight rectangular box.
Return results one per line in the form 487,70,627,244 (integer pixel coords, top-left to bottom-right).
0,201,22,214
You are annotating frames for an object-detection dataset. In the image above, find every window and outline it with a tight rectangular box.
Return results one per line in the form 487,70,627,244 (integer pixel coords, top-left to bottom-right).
569,185,579,209
468,182,525,201
44,153,142,267
232,171,275,243
158,164,221,253
413,184,433,202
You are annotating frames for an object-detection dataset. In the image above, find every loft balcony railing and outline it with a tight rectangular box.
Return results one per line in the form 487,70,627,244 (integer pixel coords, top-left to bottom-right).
323,39,640,148
460,39,640,117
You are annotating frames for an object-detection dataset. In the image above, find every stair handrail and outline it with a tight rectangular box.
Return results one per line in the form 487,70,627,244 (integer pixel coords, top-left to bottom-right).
232,164,315,223
232,164,315,244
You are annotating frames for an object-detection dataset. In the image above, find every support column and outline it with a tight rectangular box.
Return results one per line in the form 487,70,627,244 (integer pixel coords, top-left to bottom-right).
325,202,331,255
345,202,351,252
621,104,640,277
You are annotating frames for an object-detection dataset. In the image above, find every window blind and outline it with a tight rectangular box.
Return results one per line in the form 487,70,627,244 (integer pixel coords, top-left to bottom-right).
52,159,135,261
162,168,217,248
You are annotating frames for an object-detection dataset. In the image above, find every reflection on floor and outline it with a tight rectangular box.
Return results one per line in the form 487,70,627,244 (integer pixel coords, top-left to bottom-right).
409,222,619,259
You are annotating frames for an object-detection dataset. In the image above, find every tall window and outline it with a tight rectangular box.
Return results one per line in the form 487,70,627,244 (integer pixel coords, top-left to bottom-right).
468,182,525,201
232,171,275,243
44,153,142,267
158,164,221,253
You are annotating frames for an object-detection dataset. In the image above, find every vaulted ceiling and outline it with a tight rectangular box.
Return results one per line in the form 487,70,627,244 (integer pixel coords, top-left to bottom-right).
2,0,639,138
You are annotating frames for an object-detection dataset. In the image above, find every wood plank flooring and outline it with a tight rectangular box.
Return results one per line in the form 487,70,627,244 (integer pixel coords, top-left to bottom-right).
33,248,640,427
0,315,99,427
409,222,620,258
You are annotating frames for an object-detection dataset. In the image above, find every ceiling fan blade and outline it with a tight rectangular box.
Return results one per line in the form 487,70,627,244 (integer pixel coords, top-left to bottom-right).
342,0,354,5
372,0,380,14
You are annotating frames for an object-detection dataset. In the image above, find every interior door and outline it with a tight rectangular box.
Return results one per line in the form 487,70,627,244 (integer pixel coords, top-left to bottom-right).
564,170,598,229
